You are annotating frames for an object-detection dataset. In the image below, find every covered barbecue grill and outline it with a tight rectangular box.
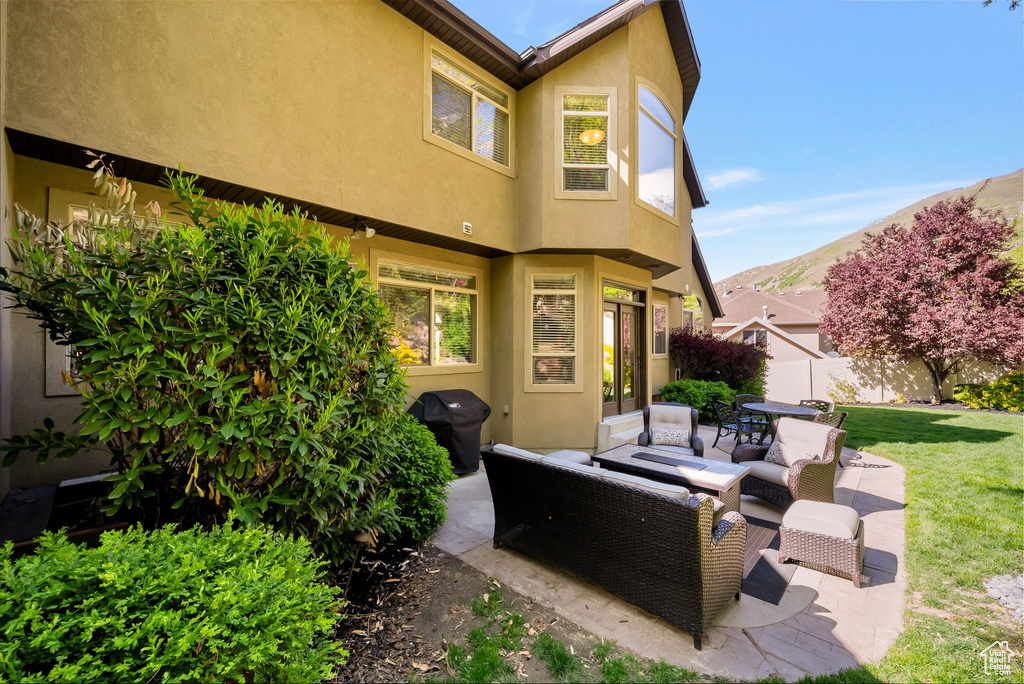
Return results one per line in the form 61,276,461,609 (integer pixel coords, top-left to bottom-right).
407,389,491,474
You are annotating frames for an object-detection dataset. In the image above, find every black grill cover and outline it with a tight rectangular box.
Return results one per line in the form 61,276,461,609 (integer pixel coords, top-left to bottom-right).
408,390,491,474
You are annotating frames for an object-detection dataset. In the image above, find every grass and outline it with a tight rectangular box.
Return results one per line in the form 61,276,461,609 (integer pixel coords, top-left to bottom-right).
835,405,1024,683
429,589,702,684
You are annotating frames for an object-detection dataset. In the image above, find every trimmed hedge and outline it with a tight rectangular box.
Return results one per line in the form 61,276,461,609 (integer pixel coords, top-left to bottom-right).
659,379,735,422
953,372,1024,412
387,414,456,542
0,523,345,683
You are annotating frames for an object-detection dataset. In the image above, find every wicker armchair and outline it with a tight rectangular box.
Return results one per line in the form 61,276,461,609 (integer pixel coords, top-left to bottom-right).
711,400,766,448
731,417,846,508
799,398,835,413
638,402,704,456
481,445,745,650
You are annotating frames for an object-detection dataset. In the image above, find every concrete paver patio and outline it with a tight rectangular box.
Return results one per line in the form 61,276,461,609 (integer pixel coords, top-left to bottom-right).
431,425,906,680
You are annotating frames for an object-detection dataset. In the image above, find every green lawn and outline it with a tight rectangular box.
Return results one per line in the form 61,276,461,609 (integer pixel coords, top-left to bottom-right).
835,405,1023,684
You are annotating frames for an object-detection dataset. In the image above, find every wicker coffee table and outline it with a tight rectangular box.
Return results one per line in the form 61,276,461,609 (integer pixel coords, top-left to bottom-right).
592,444,749,515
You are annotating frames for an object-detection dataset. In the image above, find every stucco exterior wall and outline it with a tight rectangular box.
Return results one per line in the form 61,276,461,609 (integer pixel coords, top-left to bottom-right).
516,28,631,254
4,0,518,253
627,4,691,289
4,155,497,488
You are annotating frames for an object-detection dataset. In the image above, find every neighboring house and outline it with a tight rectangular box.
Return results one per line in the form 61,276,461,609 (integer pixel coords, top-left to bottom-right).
712,285,834,362
0,0,724,494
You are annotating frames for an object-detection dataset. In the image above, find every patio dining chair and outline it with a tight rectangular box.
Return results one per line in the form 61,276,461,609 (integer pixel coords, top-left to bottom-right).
733,393,770,434
799,398,835,413
710,400,765,449
812,411,848,430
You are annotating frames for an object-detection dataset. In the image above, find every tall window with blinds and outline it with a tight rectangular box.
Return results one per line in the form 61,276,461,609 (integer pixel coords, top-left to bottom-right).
378,259,478,367
429,50,510,168
559,90,614,197
530,274,577,385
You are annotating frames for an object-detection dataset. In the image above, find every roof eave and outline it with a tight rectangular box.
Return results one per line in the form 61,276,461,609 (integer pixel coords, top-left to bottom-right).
691,236,724,318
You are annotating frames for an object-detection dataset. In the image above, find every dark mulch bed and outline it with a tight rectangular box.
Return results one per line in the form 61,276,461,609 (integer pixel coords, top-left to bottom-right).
329,542,605,682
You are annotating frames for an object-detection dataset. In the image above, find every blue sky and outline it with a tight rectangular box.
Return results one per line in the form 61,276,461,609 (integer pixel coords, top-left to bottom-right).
450,0,1023,282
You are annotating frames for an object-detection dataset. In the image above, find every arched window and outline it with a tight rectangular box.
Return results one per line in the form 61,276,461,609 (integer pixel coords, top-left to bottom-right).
637,85,676,217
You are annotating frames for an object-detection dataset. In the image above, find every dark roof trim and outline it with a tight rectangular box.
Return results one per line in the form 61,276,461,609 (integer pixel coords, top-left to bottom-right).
383,0,701,119
5,128,510,259
682,133,707,209
691,235,724,318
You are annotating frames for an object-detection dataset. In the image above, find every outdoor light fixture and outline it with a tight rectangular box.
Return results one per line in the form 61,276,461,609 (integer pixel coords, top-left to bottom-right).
350,219,375,239
578,128,605,146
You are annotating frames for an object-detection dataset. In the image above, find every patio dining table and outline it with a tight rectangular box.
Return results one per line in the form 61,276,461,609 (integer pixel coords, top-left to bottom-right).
740,401,819,441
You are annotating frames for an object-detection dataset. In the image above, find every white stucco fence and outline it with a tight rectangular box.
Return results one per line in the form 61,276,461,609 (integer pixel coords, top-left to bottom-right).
765,357,1006,404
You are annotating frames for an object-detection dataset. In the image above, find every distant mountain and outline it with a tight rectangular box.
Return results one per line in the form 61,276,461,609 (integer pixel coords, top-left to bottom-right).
716,169,1023,292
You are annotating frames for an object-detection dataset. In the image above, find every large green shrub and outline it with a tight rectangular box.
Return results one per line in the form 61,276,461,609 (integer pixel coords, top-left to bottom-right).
953,372,1024,411
0,523,344,683
0,159,409,559
386,414,456,542
659,379,735,421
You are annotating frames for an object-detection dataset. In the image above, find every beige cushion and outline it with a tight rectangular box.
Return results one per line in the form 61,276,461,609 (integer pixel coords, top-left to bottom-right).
492,444,543,461
712,499,725,527
783,500,860,539
745,460,790,487
648,405,691,430
603,470,690,500
545,449,592,465
764,441,818,467
776,418,833,458
540,455,604,477
651,426,690,447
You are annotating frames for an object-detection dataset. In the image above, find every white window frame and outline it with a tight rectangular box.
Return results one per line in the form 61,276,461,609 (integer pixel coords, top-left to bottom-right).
525,268,583,392
652,303,668,357
554,86,617,200
423,39,515,178
743,329,768,348
634,78,679,223
376,256,481,373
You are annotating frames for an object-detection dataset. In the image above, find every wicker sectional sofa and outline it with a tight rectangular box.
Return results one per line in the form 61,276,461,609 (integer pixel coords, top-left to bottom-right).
480,444,746,649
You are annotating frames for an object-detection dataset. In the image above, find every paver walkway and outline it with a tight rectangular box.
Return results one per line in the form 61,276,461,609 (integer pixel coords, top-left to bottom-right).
432,425,906,681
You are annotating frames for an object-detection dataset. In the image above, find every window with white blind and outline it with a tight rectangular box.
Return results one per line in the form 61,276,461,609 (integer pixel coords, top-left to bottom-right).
653,304,667,356
378,259,478,367
637,84,677,218
428,49,511,170
530,273,577,386
556,88,616,199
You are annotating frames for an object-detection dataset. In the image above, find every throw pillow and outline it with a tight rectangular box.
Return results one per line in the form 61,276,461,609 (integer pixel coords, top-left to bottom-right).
764,441,819,468
651,426,690,447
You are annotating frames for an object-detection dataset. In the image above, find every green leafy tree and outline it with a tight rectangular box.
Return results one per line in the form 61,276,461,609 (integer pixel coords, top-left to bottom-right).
0,155,412,559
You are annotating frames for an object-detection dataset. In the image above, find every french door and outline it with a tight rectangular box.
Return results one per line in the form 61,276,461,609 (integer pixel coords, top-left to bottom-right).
602,295,644,418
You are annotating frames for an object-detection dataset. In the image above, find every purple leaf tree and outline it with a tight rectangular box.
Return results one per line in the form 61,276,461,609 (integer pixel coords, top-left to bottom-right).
820,190,1024,404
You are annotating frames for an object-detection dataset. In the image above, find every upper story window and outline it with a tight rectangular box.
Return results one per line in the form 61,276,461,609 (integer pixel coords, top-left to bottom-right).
429,50,510,168
556,87,617,200
743,329,768,347
637,85,677,218
378,259,478,366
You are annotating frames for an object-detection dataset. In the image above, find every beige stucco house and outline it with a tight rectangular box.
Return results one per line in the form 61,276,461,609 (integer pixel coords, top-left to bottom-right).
0,0,723,494
712,286,833,362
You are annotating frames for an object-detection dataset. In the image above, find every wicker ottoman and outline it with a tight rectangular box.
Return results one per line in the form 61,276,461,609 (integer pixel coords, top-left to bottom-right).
778,500,864,587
